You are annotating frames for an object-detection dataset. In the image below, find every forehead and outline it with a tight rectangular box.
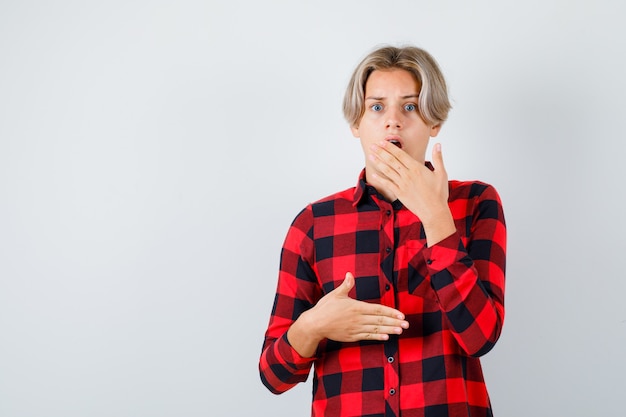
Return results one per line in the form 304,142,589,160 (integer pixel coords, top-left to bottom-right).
364,68,420,96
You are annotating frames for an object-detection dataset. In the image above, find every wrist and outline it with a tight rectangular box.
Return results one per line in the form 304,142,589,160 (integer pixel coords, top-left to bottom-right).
422,209,456,247
287,309,323,358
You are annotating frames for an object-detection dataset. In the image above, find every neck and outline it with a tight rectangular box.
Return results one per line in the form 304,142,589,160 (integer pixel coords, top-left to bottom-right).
364,169,397,202
377,187,397,203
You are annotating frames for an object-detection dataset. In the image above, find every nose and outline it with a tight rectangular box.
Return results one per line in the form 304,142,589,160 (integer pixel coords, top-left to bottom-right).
385,107,402,129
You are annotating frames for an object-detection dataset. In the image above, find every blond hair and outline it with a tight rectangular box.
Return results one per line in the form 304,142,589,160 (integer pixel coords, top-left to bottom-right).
343,45,451,127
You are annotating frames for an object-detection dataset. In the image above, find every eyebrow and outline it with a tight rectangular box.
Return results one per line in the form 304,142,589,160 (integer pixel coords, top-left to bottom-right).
365,94,420,100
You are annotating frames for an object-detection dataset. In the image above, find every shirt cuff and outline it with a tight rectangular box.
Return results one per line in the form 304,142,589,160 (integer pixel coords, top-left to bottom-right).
278,333,317,370
421,231,468,274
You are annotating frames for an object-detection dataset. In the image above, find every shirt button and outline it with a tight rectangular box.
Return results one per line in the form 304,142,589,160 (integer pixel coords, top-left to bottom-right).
385,284,390,291
389,388,396,395
426,259,433,265
386,210,391,216
386,247,391,253
387,356,394,363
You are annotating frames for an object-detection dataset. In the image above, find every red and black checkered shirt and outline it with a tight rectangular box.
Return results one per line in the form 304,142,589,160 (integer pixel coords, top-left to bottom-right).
260,170,506,417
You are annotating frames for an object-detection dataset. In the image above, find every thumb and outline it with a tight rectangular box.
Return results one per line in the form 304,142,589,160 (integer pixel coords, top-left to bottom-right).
336,272,355,297
431,143,447,175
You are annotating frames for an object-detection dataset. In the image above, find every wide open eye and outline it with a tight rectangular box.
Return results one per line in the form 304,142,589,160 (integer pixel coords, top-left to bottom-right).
404,103,417,112
371,103,383,112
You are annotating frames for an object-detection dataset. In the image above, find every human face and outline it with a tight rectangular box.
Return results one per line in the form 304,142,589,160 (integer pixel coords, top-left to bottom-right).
351,68,441,169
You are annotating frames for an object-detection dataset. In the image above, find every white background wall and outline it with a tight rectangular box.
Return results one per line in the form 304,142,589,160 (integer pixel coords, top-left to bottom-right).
1,1,624,416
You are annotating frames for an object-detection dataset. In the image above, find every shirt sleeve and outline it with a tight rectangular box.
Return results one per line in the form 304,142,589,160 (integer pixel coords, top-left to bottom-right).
259,206,321,394
421,183,506,357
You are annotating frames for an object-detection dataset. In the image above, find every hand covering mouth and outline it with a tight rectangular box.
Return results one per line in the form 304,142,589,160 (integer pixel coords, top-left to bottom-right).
387,139,402,148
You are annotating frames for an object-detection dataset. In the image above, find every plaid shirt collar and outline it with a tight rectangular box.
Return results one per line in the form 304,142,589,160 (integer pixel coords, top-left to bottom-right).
352,169,371,207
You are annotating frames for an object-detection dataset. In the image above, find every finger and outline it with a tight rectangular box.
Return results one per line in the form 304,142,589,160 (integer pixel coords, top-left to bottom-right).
369,142,408,173
370,324,406,335
369,157,402,185
334,272,355,297
363,314,410,330
357,331,390,342
357,301,406,321
367,152,405,191
431,143,447,175
355,323,406,341
376,141,413,166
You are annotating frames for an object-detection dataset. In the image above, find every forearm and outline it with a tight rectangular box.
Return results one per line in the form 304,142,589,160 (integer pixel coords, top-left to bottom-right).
260,293,320,393
431,256,504,356
259,206,319,393
418,183,507,356
424,232,505,357
259,332,316,394
286,310,323,358
421,207,457,248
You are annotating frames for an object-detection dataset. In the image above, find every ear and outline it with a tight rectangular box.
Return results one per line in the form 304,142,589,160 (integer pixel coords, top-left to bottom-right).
351,124,360,138
430,124,442,138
